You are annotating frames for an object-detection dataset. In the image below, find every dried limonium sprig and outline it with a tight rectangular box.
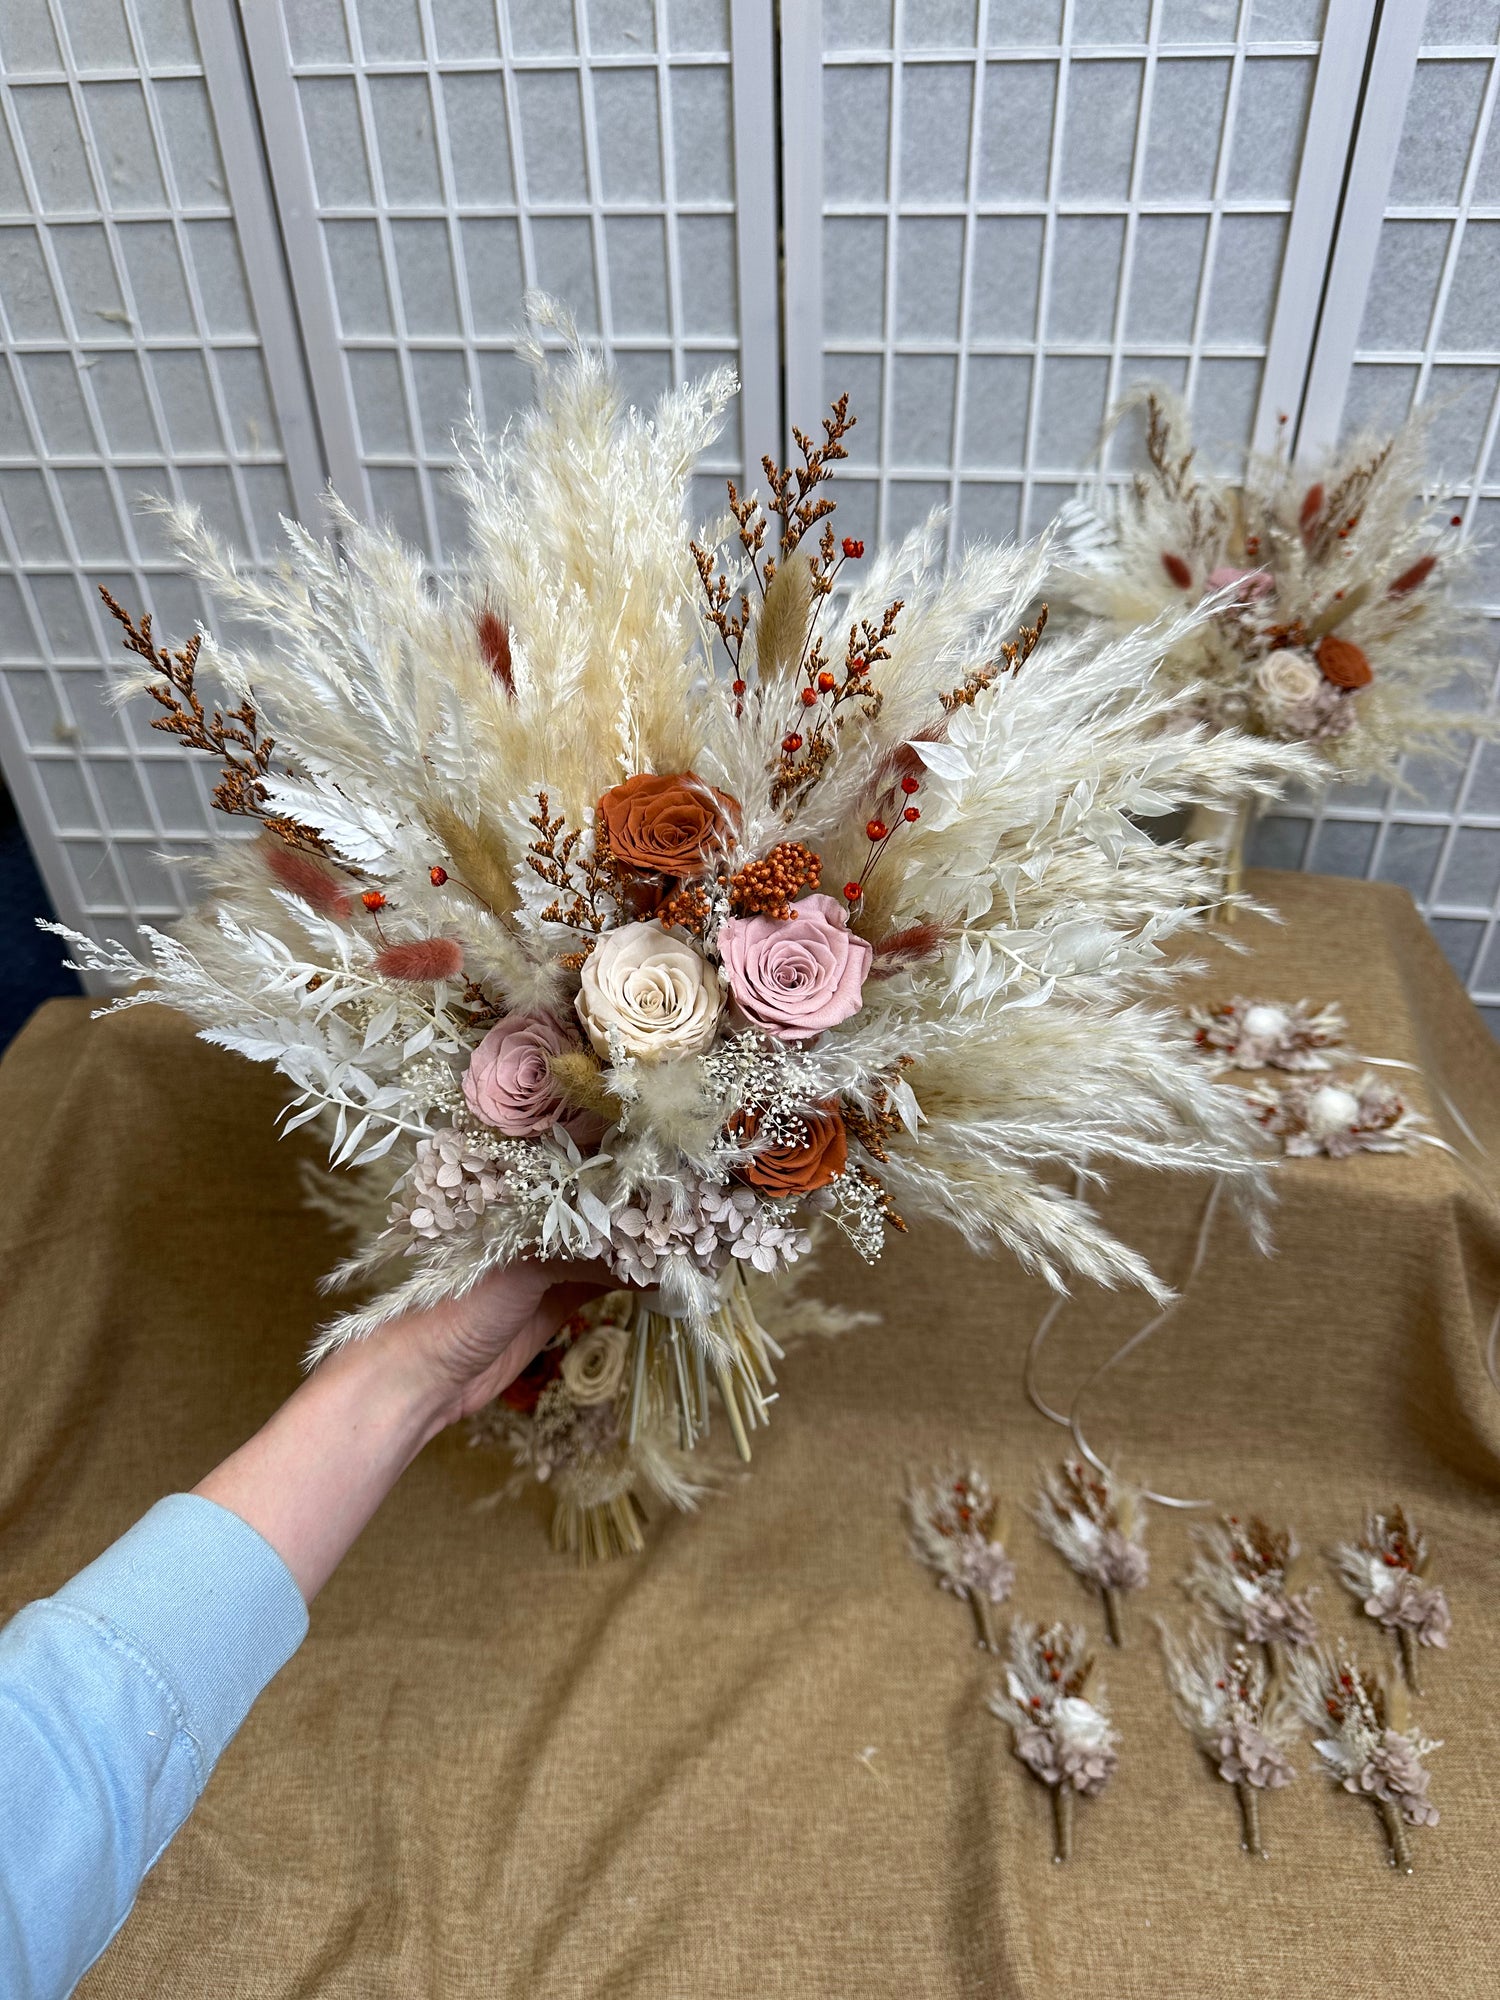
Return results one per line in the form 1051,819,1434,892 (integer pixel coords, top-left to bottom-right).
1157,1621,1298,1860
1188,996,1348,1073
905,1464,1016,1652
1035,1459,1149,1647
1244,1072,1427,1158
1288,1643,1440,1873
988,1621,1119,1865
1333,1506,1451,1695
1184,1516,1319,1672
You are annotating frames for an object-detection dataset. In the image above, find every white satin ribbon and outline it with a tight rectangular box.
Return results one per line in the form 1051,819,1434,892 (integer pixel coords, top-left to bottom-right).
1067,1179,1224,1511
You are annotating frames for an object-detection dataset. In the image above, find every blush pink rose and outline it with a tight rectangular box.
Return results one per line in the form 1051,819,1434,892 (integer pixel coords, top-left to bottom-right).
462,1011,598,1140
717,891,872,1041
1205,565,1274,600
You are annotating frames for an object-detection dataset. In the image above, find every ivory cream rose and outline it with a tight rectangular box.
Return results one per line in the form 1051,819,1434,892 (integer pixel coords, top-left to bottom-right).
718,892,871,1041
561,1322,630,1405
576,921,724,1058
1255,648,1322,718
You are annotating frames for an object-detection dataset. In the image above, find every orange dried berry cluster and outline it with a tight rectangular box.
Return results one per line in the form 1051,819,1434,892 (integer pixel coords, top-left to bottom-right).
728,841,822,921
657,882,712,934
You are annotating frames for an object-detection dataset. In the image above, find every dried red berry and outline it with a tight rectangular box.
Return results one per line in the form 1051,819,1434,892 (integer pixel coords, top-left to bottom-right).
900,774,920,794
361,890,387,912
781,733,803,752
817,670,836,692
866,818,888,842
844,881,862,901
903,805,920,823
800,686,818,707
842,536,864,559
429,866,448,887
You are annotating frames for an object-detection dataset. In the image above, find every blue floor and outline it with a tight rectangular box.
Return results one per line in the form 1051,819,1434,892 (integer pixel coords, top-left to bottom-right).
0,785,81,1054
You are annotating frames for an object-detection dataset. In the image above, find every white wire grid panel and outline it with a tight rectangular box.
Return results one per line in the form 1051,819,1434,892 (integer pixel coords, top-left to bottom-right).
241,0,781,566
1249,0,1500,1033
777,0,1361,557
0,0,323,960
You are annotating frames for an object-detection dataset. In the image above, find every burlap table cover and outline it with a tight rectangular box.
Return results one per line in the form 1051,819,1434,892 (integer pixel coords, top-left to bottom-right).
2,870,1497,1997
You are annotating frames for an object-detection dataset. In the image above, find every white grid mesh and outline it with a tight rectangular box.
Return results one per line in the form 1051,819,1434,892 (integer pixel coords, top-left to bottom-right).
1250,7,1500,1034
808,0,1330,555
253,0,762,564
0,0,303,955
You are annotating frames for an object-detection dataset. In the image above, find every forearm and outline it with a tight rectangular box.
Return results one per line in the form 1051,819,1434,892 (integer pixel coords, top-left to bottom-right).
194,1327,455,1604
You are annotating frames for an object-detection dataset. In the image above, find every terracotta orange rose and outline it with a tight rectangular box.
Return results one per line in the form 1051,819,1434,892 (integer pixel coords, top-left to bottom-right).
597,771,739,876
1316,635,1373,690
735,1103,848,1196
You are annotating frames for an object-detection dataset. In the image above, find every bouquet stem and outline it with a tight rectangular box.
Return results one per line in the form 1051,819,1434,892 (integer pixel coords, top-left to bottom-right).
967,1588,996,1653
1052,1784,1074,1865
1397,1626,1422,1695
715,1358,753,1462
1101,1585,1123,1647
624,1265,780,1464
1379,1798,1413,1874
1183,798,1253,921
1236,1780,1265,1859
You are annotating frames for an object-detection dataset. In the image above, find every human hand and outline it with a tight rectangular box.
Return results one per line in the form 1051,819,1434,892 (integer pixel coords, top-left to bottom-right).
378,1259,612,1430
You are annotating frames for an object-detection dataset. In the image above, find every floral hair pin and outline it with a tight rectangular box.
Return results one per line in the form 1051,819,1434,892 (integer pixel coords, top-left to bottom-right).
1188,996,1348,1073
988,1621,1119,1864
1332,1506,1451,1695
1243,1072,1428,1159
1288,1644,1440,1873
1184,1516,1318,1672
1035,1459,1149,1647
1157,1623,1298,1860
905,1465,1015,1652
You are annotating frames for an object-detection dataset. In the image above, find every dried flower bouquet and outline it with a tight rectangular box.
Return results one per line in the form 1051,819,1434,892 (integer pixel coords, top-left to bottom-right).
1052,390,1485,870
49,302,1304,1557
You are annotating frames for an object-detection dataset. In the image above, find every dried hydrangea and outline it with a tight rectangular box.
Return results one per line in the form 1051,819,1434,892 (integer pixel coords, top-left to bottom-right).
606,1174,811,1290
1333,1507,1451,1693
989,1622,1118,1863
1188,996,1348,1073
389,1128,506,1240
1035,1459,1149,1646
1185,1516,1319,1660
1289,1644,1441,1872
1158,1623,1298,1858
1245,1073,1425,1158
906,1465,1016,1651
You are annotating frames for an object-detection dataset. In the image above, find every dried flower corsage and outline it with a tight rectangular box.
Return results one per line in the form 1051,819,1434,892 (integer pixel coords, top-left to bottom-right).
1184,1516,1319,1670
1288,1644,1440,1872
1035,1459,1149,1646
1188,996,1348,1073
1244,1072,1427,1158
988,1621,1119,1864
1157,1622,1298,1859
906,1465,1016,1652
1333,1506,1451,1695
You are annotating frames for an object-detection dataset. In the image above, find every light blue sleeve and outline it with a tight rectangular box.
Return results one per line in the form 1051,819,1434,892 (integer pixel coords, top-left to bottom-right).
0,1492,309,2000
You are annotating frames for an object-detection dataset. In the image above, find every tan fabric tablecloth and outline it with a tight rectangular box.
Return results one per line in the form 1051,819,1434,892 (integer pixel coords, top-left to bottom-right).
2,870,1498,1997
